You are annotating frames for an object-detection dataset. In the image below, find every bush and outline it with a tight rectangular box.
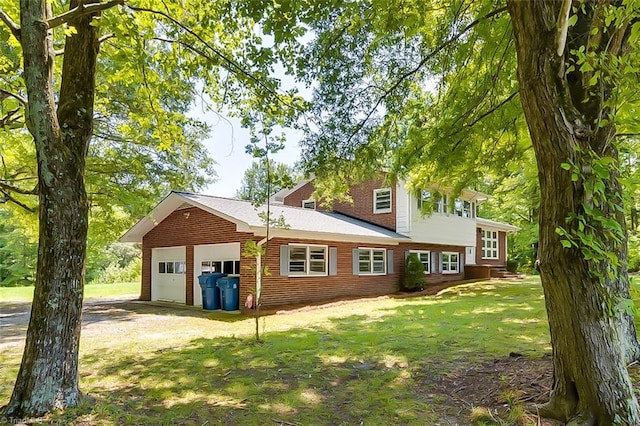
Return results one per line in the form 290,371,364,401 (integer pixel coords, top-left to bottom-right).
92,257,141,284
401,253,425,291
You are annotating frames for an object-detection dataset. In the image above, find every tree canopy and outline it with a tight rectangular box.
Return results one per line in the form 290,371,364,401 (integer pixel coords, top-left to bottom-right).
235,159,298,205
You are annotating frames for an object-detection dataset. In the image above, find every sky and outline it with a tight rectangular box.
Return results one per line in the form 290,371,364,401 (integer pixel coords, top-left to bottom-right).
196,111,304,198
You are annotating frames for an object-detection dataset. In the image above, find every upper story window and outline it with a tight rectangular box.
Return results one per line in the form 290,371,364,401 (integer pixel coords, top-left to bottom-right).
373,188,392,214
302,199,316,210
417,190,448,213
357,248,386,275
288,244,328,276
453,198,475,218
441,252,459,274
409,250,430,274
482,230,499,259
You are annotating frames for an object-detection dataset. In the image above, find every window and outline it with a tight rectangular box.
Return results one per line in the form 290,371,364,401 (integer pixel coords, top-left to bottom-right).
454,198,464,217
441,252,459,274
288,244,327,276
409,250,430,274
374,188,392,213
482,230,499,259
159,261,186,274
302,199,316,210
201,260,240,275
358,248,386,275
417,190,431,209
463,201,474,218
434,193,447,213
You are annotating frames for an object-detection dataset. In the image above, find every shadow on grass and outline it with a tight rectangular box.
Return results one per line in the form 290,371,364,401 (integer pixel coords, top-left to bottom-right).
50,281,551,425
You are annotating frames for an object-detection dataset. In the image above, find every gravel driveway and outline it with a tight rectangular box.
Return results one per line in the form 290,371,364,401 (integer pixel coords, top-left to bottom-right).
0,297,219,350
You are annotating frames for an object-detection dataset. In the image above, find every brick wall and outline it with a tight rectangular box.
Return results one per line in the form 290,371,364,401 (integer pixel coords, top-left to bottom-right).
141,205,466,309
283,177,396,230
141,207,254,303
283,181,316,208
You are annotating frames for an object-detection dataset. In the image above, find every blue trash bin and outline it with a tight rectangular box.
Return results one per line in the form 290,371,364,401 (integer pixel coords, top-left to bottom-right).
217,277,239,311
198,273,226,310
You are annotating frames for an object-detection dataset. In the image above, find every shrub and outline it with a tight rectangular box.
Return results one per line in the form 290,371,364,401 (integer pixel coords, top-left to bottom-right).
401,253,426,291
92,257,141,284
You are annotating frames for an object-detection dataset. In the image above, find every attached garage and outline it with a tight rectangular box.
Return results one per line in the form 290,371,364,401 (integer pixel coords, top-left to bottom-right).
151,246,186,303
193,243,241,306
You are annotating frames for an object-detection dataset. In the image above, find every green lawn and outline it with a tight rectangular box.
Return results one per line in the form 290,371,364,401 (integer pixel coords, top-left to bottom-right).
2,277,638,424
1,277,559,425
0,281,139,302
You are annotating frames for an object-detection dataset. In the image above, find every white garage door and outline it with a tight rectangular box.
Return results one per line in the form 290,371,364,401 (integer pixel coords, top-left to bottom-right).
152,246,186,303
193,243,241,306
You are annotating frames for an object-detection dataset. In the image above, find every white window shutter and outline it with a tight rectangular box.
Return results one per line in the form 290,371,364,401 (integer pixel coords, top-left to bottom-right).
279,245,289,276
352,248,359,275
329,247,338,276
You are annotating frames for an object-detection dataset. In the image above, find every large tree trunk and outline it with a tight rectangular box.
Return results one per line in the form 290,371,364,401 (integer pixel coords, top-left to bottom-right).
507,1,640,424
5,0,98,418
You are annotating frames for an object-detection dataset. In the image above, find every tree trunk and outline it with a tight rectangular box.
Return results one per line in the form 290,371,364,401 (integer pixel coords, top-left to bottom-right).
5,0,98,418
507,1,640,424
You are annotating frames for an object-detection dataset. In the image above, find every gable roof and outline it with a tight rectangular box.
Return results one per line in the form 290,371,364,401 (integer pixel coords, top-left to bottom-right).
476,217,520,233
120,191,410,245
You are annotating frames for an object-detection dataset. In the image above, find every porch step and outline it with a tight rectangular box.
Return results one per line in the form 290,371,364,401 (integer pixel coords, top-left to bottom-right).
490,266,524,280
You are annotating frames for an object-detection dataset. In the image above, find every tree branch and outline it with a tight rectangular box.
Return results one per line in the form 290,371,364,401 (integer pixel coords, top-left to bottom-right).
0,190,36,213
0,89,27,106
0,180,38,196
0,8,21,42
345,5,509,145
47,0,124,28
130,5,305,114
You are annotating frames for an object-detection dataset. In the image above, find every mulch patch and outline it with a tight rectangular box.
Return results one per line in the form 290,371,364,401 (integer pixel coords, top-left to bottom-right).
418,354,560,425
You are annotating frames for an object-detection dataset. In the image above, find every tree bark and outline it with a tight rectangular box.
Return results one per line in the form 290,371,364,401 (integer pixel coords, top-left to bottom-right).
507,1,640,424
5,0,99,418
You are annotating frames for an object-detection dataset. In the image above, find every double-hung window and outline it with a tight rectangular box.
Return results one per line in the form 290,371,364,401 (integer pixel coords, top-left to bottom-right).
373,188,392,214
482,230,499,259
357,248,386,275
288,244,327,276
441,252,459,274
409,250,430,274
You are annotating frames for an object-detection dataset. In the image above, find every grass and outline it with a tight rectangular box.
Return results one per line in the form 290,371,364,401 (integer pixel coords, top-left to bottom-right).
1,277,555,425
0,281,139,302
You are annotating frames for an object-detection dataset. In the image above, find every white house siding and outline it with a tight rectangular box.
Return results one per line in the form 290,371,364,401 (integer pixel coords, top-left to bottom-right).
407,202,477,247
395,182,411,234
193,243,241,306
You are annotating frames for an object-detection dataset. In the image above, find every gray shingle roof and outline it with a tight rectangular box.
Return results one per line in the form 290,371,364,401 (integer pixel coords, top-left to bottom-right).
177,192,409,241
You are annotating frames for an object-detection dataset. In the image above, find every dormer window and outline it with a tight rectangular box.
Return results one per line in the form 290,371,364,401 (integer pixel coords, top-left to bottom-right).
373,188,392,214
302,199,316,210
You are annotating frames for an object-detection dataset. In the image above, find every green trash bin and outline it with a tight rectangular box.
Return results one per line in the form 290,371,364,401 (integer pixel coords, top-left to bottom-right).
217,277,239,311
198,273,226,310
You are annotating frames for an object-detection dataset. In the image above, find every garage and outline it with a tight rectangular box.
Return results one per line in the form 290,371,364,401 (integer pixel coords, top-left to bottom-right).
193,243,241,306
151,246,186,303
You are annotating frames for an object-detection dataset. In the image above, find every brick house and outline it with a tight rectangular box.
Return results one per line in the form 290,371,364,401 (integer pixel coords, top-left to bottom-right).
120,178,518,308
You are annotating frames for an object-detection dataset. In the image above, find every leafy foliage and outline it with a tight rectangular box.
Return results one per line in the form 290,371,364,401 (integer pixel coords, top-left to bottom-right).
401,253,425,292
235,159,299,205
